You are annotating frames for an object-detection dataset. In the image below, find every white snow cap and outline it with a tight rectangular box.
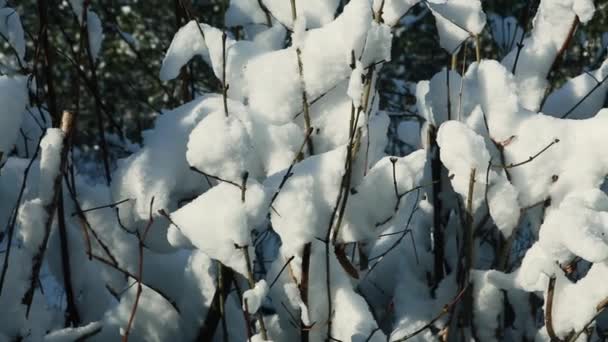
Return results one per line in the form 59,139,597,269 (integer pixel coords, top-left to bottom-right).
262,0,339,29
38,128,64,203
502,0,597,111
437,121,489,210
243,280,269,313
428,0,486,53
170,180,269,276
187,111,262,183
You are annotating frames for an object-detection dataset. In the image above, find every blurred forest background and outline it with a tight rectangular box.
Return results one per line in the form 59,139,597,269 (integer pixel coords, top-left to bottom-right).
3,0,608,176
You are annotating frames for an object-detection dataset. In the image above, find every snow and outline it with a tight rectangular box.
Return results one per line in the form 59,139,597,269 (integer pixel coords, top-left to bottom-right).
340,150,427,242
225,0,270,27
44,322,102,342
169,180,268,276
502,0,596,111
426,0,486,53
282,282,310,326
0,75,28,164
488,13,523,54
245,48,301,124
397,120,422,148
542,58,608,119
347,61,365,108
6,0,608,340
0,248,55,340
550,262,608,337
176,251,217,340
187,110,262,183
538,189,608,264
159,21,208,82
461,60,526,142
38,128,64,203
99,284,182,342
262,0,340,29
437,121,490,210
361,22,393,65
15,107,51,158
373,0,421,26
243,279,269,313
112,96,215,221
266,147,346,251
487,176,520,237
245,0,373,125
0,6,25,62
472,270,503,342
267,242,384,340
160,21,285,103
87,11,104,61
17,198,47,250
573,0,596,22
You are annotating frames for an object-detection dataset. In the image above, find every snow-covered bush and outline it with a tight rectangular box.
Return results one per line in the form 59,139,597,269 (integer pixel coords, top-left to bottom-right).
1,0,608,341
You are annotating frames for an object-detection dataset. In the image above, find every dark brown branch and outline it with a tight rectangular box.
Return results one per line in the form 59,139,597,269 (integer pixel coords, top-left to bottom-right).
428,125,445,288
291,0,314,156
300,243,311,342
268,256,295,289
545,276,562,342
222,31,229,117
57,187,81,326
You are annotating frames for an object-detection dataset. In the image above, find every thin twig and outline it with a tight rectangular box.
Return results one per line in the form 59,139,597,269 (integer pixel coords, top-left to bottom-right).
72,198,131,216
492,139,559,170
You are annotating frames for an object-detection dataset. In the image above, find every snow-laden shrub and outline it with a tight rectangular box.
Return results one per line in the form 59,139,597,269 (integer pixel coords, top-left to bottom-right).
1,0,608,341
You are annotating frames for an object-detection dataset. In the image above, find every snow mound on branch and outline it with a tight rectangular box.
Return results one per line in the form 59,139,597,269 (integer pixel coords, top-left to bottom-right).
265,147,347,252
44,322,102,342
160,21,285,102
112,96,224,222
262,0,339,29
542,58,608,119
243,279,269,313
502,0,596,111
187,111,262,183
245,0,373,125
340,150,427,242
225,0,271,27
437,121,489,210
373,0,421,27
0,6,25,62
169,180,268,276
99,284,182,341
